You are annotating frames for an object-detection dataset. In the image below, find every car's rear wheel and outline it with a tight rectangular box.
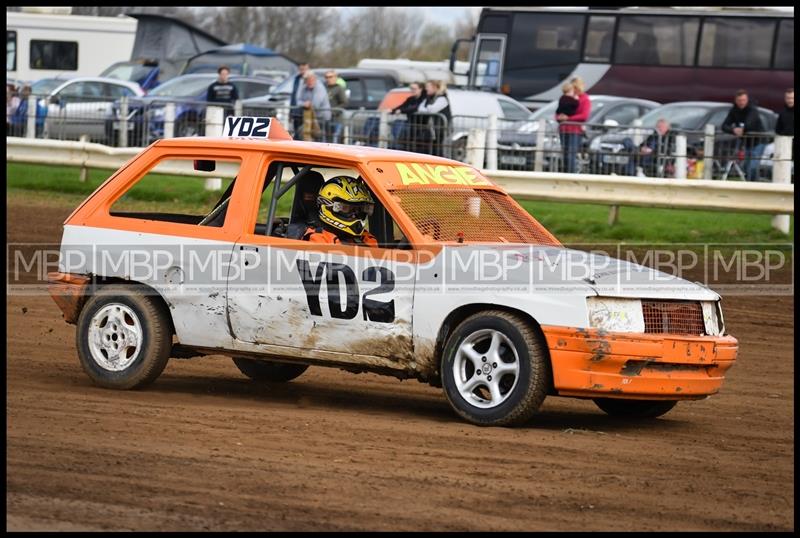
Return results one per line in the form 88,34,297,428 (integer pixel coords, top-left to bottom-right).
441,310,550,427
593,398,678,419
232,357,308,383
76,284,172,389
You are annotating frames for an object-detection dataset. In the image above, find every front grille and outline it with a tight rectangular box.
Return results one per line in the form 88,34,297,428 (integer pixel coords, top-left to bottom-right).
642,301,705,335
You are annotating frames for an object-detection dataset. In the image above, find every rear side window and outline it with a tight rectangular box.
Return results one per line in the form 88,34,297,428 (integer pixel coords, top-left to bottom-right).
346,79,365,103
364,77,390,103
498,99,530,120
30,40,78,71
110,157,241,226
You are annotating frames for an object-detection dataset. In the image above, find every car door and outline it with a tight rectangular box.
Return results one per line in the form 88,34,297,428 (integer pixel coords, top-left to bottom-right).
54,81,107,140
226,161,416,364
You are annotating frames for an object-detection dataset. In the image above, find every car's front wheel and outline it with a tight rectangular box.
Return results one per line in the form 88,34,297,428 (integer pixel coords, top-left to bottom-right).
441,310,550,427
76,284,172,389
593,398,678,419
232,357,308,383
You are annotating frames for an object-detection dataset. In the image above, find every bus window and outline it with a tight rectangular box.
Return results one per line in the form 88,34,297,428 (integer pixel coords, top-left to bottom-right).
7,31,16,72
615,16,698,66
584,16,615,63
773,20,793,70
507,13,583,70
698,18,774,69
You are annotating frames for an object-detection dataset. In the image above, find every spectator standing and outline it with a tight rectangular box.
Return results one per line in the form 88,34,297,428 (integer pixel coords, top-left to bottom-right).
721,89,766,181
9,84,45,137
299,72,331,142
391,81,426,151
621,118,675,177
775,88,794,172
556,76,590,173
324,70,347,143
775,88,794,136
417,80,451,157
290,62,310,139
7,82,20,134
206,65,239,120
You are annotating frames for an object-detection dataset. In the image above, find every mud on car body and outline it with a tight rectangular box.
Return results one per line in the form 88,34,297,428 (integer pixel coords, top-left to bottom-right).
48,117,738,427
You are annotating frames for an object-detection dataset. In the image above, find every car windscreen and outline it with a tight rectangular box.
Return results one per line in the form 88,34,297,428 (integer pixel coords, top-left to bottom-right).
148,76,214,97
390,187,560,245
31,78,63,95
101,62,154,83
639,105,711,130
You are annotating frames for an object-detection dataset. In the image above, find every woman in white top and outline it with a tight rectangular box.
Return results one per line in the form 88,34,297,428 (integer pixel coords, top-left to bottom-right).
416,80,451,157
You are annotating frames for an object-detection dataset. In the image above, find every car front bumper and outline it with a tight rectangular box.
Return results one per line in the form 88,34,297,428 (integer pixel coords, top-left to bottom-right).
541,326,738,400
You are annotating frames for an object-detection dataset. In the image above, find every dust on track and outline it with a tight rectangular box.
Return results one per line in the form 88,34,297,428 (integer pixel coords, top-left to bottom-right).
6,197,794,531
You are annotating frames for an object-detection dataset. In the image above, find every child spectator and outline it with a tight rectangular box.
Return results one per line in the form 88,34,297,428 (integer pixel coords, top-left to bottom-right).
555,82,579,118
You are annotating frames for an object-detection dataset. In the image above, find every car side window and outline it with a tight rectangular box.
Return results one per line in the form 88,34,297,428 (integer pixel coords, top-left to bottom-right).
57,82,83,98
346,79,365,104
106,84,134,99
109,157,240,227
364,77,389,103
498,98,530,120
708,108,729,128
82,82,104,98
604,104,640,126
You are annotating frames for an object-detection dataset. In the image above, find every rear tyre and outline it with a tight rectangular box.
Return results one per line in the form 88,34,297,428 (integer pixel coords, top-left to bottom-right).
593,398,678,419
441,310,550,427
232,357,308,383
76,284,172,389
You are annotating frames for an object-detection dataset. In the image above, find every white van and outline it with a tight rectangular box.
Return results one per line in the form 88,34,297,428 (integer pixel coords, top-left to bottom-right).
7,11,137,82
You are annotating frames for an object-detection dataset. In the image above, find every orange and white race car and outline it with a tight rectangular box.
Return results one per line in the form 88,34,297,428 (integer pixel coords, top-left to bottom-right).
48,117,737,426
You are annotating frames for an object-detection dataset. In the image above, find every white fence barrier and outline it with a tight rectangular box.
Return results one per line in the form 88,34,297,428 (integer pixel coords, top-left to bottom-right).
7,137,795,228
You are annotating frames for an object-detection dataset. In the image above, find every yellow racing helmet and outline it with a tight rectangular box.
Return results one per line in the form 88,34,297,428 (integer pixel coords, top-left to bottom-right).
317,175,375,237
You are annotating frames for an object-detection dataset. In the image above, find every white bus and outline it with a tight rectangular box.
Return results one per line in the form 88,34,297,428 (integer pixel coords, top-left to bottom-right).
7,10,137,82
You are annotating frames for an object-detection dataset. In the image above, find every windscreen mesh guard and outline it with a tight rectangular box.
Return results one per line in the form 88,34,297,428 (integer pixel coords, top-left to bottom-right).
391,188,560,245
642,301,706,335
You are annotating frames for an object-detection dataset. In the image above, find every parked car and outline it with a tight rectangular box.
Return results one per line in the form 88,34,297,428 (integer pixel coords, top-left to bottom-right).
377,87,534,162
42,77,144,142
241,68,402,132
100,59,161,93
108,73,277,146
589,102,777,177
495,95,660,171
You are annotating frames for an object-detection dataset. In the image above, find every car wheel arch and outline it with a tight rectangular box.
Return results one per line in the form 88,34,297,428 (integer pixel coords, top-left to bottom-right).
433,303,554,392
77,276,175,337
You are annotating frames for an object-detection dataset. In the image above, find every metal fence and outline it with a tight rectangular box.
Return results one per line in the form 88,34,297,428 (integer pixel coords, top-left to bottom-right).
7,93,794,182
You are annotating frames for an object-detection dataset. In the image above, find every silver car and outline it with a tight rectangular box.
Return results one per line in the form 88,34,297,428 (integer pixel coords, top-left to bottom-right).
43,77,144,142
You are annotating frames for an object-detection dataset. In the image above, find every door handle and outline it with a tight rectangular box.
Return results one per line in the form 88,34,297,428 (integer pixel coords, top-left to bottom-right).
239,245,259,267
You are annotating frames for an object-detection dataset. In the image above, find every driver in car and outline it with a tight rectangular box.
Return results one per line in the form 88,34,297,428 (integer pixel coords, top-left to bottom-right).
303,175,378,247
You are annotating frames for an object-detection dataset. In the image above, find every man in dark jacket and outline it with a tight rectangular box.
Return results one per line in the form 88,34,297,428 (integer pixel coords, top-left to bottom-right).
775,88,794,136
721,89,767,181
206,66,239,118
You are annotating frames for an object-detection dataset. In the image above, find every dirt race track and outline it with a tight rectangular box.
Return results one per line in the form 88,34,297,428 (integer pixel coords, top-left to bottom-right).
5,197,795,531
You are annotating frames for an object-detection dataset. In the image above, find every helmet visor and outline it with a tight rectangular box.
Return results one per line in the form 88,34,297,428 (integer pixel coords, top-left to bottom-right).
331,200,374,220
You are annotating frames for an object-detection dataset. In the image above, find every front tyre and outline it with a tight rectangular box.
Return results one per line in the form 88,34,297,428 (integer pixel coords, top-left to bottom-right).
232,357,308,383
441,310,550,427
593,398,678,419
76,284,172,389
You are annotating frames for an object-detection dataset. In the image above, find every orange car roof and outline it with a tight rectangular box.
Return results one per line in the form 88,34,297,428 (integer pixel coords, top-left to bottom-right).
154,136,460,165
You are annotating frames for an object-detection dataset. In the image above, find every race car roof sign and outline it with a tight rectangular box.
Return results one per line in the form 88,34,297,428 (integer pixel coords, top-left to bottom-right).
222,116,292,141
